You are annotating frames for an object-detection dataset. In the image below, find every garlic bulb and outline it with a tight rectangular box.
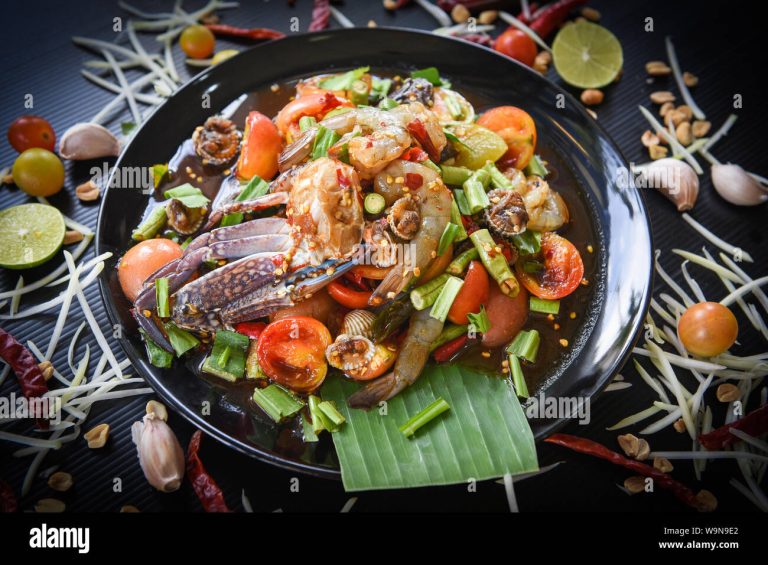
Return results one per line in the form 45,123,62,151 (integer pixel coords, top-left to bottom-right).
641,158,699,212
711,164,768,206
58,122,121,160
131,413,185,493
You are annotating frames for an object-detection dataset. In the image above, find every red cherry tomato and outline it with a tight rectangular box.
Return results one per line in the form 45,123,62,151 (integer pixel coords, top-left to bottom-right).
494,29,538,67
477,106,537,170
236,111,282,182
448,260,490,325
257,317,332,393
118,239,184,302
678,302,738,357
515,232,584,300
327,280,373,309
7,116,56,152
482,284,529,348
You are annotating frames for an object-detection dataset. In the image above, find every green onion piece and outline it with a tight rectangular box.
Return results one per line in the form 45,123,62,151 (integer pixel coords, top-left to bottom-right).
180,236,193,250
370,76,392,102
522,260,544,273
429,324,468,353
449,199,468,242
410,67,449,87
440,165,473,186
470,229,519,296
309,394,331,434
411,273,449,310
466,305,491,333
163,183,210,209
202,330,250,382
151,163,169,189
218,345,231,368
508,354,530,398
444,91,464,120
399,397,451,438
430,276,464,322
132,204,168,241
318,400,346,430
483,162,515,190
530,296,560,315
422,159,441,173
220,176,271,226
220,213,243,227
511,230,542,256
364,192,386,215
299,116,317,132
301,413,319,442
311,126,341,160
447,248,479,275
524,154,549,178
378,97,399,110
245,343,266,380
252,384,305,423
139,329,173,369
437,223,460,257
453,189,471,216
323,106,354,120
163,322,200,357
463,169,491,214
349,79,370,105
155,277,170,318
319,66,369,90
506,329,541,363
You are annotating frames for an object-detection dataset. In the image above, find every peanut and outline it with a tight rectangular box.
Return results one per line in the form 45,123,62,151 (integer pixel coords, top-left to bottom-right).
84,423,110,449
641,130,660,147
645,60,671,76
580,7,601,21
716,383,740,403
624,476,646,494
477,10,498,25
692,120,711,138
683,71,698,87
75,180,100,202
676,121,693,146
580,89,604,106
451,3,470,23
48,471,74,492
649,145,668,160
63,230,84,245
650,91,676,104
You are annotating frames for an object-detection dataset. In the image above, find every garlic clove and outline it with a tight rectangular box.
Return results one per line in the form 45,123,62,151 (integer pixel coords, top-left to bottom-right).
131,413,185,493
711,163,768,206
641,158,699,212
58,122,121,160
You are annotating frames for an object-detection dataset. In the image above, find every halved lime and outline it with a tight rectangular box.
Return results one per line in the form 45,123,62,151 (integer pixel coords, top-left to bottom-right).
552,21,623,89
0,203,66,269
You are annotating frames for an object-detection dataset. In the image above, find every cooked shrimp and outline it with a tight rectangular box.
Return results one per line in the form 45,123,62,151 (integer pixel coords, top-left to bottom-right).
517,176,569,232
369,159,452,305
348,308,444,408
391,101,447,162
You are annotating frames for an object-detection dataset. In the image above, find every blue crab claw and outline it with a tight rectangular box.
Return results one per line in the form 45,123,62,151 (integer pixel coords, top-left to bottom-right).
203,191,289,231
132,308,174,353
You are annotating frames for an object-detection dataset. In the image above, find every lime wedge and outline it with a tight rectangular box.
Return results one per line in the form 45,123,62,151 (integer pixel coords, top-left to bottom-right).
0,203,66,269
552,21,623,89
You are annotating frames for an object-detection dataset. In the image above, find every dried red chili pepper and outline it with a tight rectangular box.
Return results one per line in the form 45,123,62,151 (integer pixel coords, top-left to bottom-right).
204,24,285,41
528,0,587,39
186,430,231,512
699,404,768,450
402,147,429,162
433,335,469,363
459,34,494,48
309,0,331,31
0,328,48,400
0,479,18,513
545,433,714,512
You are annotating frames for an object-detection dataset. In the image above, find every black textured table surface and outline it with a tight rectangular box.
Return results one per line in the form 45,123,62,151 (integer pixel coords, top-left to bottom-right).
1,0,766,512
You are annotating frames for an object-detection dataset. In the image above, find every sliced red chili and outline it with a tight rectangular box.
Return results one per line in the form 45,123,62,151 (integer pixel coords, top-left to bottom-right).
186,430,231,512
699,404,768,450
433,335,469,363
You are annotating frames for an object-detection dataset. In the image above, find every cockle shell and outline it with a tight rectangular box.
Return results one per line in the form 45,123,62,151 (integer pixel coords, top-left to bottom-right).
340,309,376,339
325,334,376,371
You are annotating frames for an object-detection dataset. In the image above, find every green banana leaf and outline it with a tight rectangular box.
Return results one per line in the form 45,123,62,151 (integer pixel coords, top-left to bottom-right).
322,364,538,491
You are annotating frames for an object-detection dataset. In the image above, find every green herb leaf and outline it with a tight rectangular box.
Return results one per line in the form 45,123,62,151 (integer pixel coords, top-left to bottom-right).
163,184,210,209
121,121,136,135
323,366,539,490
319,66,370,91
411,67,451,87
139,329,173,369
467,305,491,333
164,322,200,357
152,163,169,189
311,126,341,160
511,230,542,256
370,76,392,102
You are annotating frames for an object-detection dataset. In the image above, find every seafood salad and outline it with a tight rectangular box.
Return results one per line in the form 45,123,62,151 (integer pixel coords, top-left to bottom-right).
118,66,588,433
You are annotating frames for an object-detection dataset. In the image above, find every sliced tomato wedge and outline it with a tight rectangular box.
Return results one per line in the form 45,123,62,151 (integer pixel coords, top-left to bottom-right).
257,317,332,393
327,280,373,309
515,232,584,300
448,260,490,325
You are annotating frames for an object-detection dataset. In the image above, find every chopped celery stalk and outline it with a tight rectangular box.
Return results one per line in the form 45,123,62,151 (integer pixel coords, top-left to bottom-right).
453,189,471,216
429,324,468,352
437,223,460,257
364,192,386,215
139,329,173,369
202,329,249,382
506,330,541,363
163,184,209,209
447,248,479,275
508,354,529,398
349,79,370,105
411,273,449,310
299,116,317,131
524,155,549,178
252,384,305,423
301,413,319,442
311,126,341,160
132,204,167,241
399,397,451,438
430,276,464,322
440,165,473,186
466,305,491,333
470,229,519,296
484,162,514,190
318,400,346,430
530,296,560,315
155,277,170,318
164,322,200,357
463,169,491,214
449,199,468,242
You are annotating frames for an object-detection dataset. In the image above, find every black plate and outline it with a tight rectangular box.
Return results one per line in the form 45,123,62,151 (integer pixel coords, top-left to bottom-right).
96,28,653,480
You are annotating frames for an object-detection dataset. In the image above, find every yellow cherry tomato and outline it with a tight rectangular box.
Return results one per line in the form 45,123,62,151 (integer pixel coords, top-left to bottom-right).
12,148,65,197
678,302,738,357
180,25,215,59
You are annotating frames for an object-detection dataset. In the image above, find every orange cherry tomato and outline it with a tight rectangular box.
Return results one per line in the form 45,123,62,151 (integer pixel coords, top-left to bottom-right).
678,302,738,357
347,342,398,381
494,28,538,67
257,316,332,393
179,25,215,59
119,239,184,302
482,283,529,348
448,260,490,325
477,106,537,170
417,244,454,285
327,280,373,309
236,111,282,182
275,92,353,140
515,232,584,300
7,115,55,152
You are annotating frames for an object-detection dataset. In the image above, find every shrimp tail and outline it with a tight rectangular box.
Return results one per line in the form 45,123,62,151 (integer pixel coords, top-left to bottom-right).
368,266,413,306
348,371,407,409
